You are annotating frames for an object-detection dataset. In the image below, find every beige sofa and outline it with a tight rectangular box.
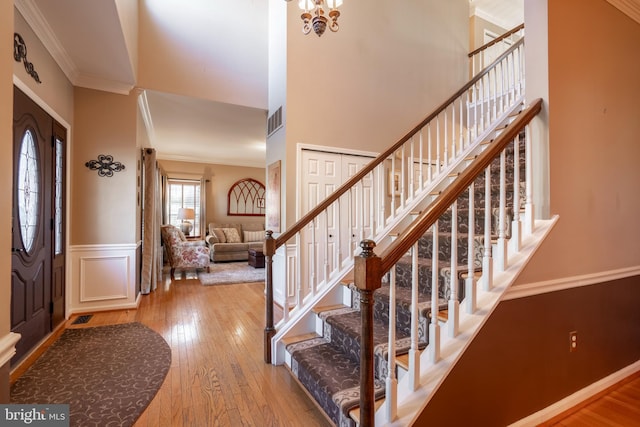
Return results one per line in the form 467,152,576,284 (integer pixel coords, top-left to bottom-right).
205,222,265,262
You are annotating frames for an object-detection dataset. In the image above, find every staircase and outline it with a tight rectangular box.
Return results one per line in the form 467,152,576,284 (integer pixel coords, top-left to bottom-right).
285,135,526,426
263,25,557,425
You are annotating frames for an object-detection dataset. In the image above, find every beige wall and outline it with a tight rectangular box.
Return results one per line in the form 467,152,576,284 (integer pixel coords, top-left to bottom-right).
72,87,139,245
279,0,470,229
158,159,266,227
469,15,508,51
516,0,640,284
1,0,14,402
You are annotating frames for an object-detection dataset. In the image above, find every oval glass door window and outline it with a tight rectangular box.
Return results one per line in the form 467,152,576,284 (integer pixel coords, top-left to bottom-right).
17,129,40,252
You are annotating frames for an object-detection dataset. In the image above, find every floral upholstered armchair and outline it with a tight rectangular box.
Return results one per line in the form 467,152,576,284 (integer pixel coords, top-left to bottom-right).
160,225,210,279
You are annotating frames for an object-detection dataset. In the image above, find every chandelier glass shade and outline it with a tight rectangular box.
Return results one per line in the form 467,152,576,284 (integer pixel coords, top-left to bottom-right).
293,0,343,37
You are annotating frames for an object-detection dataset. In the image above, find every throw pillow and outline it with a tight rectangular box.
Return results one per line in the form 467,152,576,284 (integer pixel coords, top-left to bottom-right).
244,230,264,243
222,227,242,243
212,228,226,243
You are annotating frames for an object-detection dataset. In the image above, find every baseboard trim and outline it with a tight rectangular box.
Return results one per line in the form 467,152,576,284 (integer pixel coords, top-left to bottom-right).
0,332,21,368
509,359,640,426
503,266,640,300
67,294,141,316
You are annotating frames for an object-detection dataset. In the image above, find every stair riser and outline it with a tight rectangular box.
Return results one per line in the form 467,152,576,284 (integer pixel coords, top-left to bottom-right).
373,295,430,344
455,186,521,210
324,312,408,380
437,209,488,234
417,233,484,263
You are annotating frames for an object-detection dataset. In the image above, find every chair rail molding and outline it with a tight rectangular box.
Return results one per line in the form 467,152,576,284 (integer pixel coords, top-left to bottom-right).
0,332,21,368
503,264,640,300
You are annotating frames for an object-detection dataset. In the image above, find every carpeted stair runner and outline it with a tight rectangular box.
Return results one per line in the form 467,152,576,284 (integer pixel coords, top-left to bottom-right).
286,136,525,426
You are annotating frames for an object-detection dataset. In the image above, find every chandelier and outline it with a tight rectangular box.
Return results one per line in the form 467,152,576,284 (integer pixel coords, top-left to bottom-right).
288,0,343,37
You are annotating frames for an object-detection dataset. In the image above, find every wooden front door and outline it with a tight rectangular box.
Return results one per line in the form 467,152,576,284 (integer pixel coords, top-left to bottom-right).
11,86,66,364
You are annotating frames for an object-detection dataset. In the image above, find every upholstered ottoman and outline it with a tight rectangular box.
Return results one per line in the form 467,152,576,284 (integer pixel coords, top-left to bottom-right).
248,249,265,268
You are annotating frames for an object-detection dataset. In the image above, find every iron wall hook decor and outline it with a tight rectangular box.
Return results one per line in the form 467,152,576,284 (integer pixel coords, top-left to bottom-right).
14,33,41,84
85,154,126,177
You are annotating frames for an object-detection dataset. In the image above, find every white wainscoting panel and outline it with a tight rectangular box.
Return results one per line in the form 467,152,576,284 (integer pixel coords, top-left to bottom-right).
69,243,140,314
272,243,299,309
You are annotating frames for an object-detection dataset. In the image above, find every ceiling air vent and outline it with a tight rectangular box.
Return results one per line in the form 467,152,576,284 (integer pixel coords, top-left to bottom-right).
267,106,283,137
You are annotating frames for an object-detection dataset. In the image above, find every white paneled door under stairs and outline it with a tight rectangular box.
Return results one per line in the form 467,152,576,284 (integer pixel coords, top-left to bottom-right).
300,149,375,299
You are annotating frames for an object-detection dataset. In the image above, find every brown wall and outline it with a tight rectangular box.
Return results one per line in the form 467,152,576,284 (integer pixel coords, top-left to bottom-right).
418,276,640,425
158,159,265,227
419,0,640,423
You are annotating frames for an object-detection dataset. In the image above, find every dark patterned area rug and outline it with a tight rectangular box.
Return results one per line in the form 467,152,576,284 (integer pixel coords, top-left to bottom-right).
11,322,171,427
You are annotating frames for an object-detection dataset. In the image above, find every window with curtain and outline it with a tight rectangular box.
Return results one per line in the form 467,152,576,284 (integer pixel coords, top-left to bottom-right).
167,179,201,237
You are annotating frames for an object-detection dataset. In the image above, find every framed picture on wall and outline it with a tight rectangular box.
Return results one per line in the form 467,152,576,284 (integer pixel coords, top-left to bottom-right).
388,170,401,197
266,160,281,232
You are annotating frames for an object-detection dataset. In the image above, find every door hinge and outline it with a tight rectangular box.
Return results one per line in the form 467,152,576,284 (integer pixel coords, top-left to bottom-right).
51,218,54,230
49,301,54,314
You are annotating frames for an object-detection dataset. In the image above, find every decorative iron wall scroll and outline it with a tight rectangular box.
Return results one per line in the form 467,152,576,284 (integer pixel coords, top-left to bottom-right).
85,154,125,177
14,33,41,83
227,178,266,216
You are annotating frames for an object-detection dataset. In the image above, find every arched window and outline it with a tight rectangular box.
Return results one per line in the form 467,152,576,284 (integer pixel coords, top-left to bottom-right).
227,178,265,216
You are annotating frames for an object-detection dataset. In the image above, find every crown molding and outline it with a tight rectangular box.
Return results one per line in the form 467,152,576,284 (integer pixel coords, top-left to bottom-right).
15,0,135,95
14,0,79,83
605,0,640,25
470,5,510,32
74,73,134,95
137,90,156,144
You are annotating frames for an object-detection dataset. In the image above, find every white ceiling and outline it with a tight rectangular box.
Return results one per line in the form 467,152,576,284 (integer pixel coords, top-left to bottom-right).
15,0,640,168
16,0,269,168
470,0,524,29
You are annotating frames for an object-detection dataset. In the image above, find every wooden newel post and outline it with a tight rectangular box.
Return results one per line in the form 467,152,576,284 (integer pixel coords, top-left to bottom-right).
264,230,276,364
354,239,382,427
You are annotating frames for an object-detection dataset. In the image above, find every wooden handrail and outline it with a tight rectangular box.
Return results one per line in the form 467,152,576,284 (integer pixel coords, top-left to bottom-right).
379,98,543,273
468,23,524,58
272,37,525,251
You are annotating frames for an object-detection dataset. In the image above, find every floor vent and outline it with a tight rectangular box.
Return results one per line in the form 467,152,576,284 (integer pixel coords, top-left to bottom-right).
72,315,93,325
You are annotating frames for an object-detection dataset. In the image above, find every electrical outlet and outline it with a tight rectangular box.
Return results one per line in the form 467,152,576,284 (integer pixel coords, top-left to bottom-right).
569,331,578,352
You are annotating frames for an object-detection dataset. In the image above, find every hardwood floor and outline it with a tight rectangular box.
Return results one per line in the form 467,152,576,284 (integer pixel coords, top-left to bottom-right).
10,270,640,426
541,372,640,427
12,271,331,427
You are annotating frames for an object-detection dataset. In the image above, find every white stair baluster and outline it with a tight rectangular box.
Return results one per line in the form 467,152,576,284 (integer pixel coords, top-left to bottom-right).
482,166,493,291
524,123,535,234
385,264,397,422
448,201,459,338
465,182,477,314
429,221,441,363
409,242,420,390
510,135,522,253
495,150,508,272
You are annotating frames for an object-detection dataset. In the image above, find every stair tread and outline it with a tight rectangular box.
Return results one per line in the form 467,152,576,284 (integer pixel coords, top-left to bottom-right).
312,304,348,314
288,340,386,425
348,398,386,424
375,284,449,309
281,332,320,347
324,310,412,345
